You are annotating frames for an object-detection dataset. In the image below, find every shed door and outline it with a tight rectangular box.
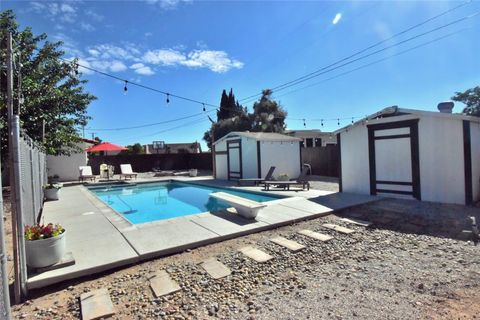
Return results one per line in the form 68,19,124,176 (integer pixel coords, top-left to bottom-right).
227,139,242,180
368,119,421,200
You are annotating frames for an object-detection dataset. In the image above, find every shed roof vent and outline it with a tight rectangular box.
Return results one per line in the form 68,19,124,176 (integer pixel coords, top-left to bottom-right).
437,101,454,114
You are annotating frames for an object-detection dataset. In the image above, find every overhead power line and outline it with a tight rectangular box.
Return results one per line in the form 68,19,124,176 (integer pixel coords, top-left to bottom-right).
239,1,475,102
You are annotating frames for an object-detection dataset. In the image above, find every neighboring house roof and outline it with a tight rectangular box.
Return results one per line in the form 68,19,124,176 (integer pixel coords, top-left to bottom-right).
335,106,480,135
81,138,96,145
213,131,302,145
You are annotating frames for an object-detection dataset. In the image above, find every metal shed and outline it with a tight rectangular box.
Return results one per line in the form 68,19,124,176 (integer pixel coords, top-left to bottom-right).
213,131,302,181
336,105,480,205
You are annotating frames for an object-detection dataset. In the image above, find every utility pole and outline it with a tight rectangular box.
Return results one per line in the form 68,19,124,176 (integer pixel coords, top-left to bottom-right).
7,32,23,305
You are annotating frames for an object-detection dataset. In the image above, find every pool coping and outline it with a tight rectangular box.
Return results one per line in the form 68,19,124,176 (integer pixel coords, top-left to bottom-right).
27,179,380,290
84,179,289,228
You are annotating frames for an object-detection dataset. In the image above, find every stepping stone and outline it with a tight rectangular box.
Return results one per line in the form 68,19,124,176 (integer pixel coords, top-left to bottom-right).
149,270,182,297
298,229,333,242
270,236,305,252
239,246,273,263
201,258,231,279
340,217,372,227
80,288,115,320
323,223,355,234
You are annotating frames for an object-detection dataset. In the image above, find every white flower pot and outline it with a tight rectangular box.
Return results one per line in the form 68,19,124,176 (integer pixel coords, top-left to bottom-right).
44,188,60,200
25,231,66,268
189,169,198,177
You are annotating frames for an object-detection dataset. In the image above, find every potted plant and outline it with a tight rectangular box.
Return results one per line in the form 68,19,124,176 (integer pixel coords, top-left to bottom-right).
189,169,198,177
44,183,62,200
48,174,60,184
24,223,66,268
277,173,289,181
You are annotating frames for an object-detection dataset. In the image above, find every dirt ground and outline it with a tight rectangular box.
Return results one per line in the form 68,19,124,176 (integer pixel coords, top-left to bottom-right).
3,186,480,319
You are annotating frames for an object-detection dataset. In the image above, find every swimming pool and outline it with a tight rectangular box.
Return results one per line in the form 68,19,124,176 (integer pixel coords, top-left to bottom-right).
88,181,284,224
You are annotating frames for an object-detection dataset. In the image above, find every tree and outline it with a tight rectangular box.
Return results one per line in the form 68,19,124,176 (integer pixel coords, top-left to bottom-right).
203,88,287,149
251,89,287,132
204,89,252,148
121,143,144,155
0,10,96,157
452,86,480,116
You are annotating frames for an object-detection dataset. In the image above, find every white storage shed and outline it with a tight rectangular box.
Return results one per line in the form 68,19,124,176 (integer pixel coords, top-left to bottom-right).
337,105,480,205
213,132,303,181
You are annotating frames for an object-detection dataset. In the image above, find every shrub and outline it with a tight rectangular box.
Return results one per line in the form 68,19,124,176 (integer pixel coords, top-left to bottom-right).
24,223,64,241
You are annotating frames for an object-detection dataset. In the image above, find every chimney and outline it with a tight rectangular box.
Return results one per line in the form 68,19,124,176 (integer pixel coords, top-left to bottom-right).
437,101,454,114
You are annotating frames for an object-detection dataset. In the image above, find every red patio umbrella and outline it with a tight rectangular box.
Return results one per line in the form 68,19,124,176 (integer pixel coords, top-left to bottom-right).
85,142,127,152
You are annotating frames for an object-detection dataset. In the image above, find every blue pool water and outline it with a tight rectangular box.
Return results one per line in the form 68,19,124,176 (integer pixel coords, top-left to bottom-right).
88,181,283,224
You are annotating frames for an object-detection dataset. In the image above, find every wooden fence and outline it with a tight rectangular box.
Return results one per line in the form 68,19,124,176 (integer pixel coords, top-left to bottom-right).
88,153,212,174
301,145,339,177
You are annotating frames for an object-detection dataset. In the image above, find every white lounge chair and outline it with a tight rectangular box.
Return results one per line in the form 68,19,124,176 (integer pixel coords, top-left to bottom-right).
79,166,95,182
120,164,138,180
210,192,266,219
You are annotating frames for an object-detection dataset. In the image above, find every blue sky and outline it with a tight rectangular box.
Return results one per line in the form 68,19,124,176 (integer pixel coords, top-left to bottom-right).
4,0,480,149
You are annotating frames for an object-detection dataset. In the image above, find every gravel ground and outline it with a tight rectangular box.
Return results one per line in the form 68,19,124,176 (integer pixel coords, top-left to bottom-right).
9,201,480,320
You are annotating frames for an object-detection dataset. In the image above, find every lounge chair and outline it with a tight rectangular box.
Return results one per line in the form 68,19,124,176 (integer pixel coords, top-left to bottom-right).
237,166,276,186
120,164,138,180
79,166,95,182
263,167,310,191
210,192,266,219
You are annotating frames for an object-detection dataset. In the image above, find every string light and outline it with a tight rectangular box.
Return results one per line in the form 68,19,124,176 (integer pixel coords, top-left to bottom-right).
321,119,324,127
351,117,354,124
166,93,170,104
123,80,128,94
337,118,340,126
303,119,306,128
202,103,206,112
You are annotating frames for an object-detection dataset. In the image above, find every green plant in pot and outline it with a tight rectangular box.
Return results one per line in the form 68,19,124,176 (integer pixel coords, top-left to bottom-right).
44,183,62,200
276,173,290,181
24,223,66,268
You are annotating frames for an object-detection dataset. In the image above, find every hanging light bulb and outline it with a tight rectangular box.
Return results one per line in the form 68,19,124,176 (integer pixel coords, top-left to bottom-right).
202,103,206,112
365,115,369,123
337,118,340,126
166,93,170,104
303,119,306,128
123,80,128,94
321,119,324,127
351,117,354,124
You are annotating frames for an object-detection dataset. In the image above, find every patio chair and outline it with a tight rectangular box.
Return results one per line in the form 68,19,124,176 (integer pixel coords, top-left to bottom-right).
263,166,310,191
120,164,138,180
237,166,276,186
79,166,95,182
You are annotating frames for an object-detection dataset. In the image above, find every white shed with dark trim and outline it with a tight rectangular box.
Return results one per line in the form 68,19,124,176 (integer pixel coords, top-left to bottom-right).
213,132,302,181
336,105,480,205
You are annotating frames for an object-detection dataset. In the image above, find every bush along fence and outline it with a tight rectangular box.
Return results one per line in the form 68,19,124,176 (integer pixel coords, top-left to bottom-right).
88,152,213,174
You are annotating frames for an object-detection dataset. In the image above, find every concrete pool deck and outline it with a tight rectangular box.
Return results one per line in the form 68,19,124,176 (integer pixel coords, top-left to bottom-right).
27,177,379,290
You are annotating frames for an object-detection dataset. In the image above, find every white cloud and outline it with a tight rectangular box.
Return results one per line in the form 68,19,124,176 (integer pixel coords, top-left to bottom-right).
87,44,141,61
143,49,186,65
130,63,155,75
80,22,95,32
145,0,192,10
85,9,104,21
29,1,78,23
142,48,243,73
184,50,244,73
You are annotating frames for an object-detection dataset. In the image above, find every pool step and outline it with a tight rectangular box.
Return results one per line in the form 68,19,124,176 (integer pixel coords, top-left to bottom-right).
80,288,115,320
270,236,305,252
149,270,182,297
339,217,372,227
239,246,273,263
200,258,231,279
322,223,355,234
298,229,333,242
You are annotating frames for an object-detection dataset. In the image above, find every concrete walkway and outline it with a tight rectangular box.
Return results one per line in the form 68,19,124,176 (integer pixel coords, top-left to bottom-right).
27,178,378,289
